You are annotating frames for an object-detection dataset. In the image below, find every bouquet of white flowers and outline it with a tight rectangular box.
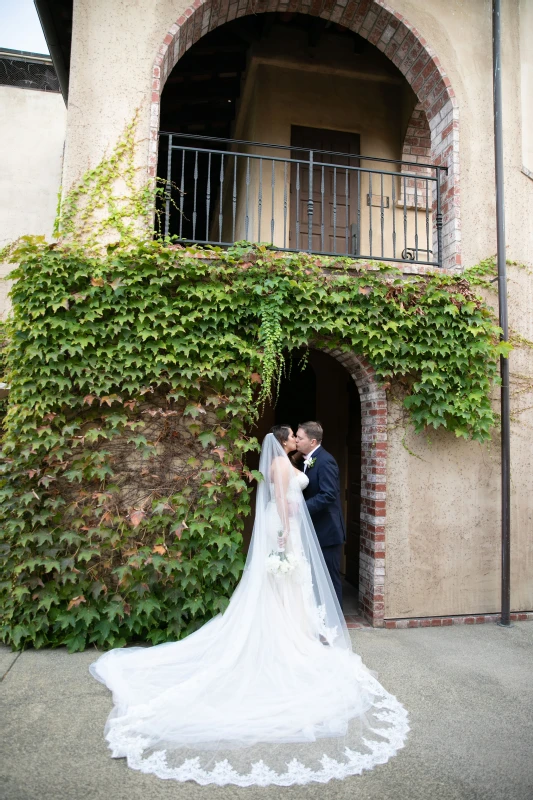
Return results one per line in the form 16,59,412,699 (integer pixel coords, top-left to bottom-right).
266,550,300,577
266,532,302,577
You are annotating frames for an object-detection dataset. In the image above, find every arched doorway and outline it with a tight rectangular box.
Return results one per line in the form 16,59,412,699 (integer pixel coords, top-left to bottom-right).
247,349,362,615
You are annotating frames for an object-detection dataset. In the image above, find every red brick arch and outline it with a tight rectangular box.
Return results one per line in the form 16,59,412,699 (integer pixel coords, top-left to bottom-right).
402,102,432,165
400,102,433,211
149,0,461,271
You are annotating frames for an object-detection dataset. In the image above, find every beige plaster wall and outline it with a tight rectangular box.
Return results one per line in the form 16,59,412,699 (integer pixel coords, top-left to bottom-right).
519,0,533,175
0,86,67,318
62,0,184,198
386,421,501,618
505,267,533,611
389,0,532,267
385,263,533,618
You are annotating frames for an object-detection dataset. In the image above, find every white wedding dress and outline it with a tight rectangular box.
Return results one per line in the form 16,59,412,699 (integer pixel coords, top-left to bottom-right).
90,434,408,786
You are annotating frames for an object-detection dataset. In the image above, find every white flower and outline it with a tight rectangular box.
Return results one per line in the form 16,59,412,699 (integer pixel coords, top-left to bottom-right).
266,554,282,574
265,550,305,577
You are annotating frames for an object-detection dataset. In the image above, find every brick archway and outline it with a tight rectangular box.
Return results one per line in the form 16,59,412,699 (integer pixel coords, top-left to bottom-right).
150,0,461,270
402,102,432,166
321,348,386,626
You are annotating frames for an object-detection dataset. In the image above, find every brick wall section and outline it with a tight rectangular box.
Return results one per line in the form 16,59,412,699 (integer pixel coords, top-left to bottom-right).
150,0,462,270
400,102,432,210
322,347,387,628
344,612,533,629
384,612,533,628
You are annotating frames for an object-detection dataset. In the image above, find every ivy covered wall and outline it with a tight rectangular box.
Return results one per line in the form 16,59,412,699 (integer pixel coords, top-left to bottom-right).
0,233,507,651
2,116,531,651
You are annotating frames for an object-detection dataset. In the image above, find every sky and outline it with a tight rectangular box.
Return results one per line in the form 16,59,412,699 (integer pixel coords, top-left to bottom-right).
0,0,49,54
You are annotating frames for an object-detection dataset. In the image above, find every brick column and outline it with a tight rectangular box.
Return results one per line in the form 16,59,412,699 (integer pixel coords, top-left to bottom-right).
323,348,387,627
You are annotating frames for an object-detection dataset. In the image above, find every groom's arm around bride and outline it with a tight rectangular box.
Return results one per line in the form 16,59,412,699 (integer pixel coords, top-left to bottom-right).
295,422,345,609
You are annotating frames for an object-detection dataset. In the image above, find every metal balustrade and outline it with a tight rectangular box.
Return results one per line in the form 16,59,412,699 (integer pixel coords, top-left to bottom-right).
158,132,447,268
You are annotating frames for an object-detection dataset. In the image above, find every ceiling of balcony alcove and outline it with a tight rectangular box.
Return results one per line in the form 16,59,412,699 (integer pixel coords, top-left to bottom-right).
159,11,410,140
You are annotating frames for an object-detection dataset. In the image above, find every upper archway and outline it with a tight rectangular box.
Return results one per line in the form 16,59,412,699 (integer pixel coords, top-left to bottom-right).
149,0,460,269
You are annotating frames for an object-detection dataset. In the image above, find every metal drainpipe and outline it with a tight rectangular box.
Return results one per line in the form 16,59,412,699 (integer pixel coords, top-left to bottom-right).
492,0,511,627
33,0,69,105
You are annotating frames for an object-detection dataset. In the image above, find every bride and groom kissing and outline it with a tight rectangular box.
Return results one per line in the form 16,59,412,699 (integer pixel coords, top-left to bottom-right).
272,420,346,610
89,418,408,786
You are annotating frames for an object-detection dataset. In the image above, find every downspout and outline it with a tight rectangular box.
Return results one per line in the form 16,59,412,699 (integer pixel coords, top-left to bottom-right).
34,0,69,105
492,0,511,627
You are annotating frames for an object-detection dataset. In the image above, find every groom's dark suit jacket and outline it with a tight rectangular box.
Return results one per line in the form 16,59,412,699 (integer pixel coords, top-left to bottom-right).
301,447,346,548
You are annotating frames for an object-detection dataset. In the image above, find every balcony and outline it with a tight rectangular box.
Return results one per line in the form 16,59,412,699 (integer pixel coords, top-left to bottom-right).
158,132,448,268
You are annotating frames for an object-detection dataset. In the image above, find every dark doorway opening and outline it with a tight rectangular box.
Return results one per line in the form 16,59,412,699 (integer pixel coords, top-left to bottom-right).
246,349,362,611
275,357,316,431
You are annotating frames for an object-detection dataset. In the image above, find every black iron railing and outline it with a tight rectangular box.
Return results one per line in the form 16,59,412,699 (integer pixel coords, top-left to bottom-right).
158,132,447,267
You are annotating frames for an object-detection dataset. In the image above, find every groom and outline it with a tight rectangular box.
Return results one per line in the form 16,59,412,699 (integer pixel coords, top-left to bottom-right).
295,422,345,609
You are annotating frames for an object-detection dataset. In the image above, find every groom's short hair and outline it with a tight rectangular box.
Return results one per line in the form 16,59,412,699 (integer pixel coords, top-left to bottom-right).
299,421,323,444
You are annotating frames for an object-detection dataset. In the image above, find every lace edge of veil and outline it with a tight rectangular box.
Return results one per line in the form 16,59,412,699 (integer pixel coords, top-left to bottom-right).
104,691,409,787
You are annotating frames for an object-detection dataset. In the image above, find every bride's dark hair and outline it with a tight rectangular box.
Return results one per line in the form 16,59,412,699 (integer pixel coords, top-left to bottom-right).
270,424,292,446
270,424,303,465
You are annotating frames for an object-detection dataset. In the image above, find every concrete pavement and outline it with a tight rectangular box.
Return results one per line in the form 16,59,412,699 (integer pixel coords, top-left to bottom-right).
1,623,533,800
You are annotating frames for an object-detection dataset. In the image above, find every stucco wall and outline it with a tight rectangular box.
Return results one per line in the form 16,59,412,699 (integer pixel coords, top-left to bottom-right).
398,0,532,268
62,0,180,204
386,420,501,617
385,264,533,617
0,86,66,317
233,22,410,157
519,0,533,176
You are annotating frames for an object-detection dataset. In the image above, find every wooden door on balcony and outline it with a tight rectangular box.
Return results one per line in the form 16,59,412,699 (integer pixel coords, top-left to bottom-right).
290,126,360,255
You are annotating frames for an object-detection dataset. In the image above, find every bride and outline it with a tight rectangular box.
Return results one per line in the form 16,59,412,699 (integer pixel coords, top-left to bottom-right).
89,426,409,786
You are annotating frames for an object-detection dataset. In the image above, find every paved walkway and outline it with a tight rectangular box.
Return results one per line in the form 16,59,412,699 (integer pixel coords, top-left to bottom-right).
1,623,533,800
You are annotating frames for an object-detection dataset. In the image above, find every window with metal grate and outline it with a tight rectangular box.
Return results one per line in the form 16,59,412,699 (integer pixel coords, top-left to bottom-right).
0,49,59,92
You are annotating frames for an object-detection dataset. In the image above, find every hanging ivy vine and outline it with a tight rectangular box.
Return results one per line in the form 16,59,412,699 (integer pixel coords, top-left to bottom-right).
0,322,8,438
0,118,510,653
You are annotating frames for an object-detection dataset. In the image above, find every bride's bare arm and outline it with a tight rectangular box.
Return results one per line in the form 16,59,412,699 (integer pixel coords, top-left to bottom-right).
271,456,292,542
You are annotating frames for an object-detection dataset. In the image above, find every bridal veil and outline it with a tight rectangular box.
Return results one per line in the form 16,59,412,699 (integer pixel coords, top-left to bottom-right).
89,433,408,785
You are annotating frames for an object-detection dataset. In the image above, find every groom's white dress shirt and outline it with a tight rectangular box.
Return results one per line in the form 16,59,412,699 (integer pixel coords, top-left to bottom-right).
303,445,321,473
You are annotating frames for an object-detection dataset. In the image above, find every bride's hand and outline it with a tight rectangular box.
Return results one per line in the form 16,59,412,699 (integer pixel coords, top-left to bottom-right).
277,532,288,549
